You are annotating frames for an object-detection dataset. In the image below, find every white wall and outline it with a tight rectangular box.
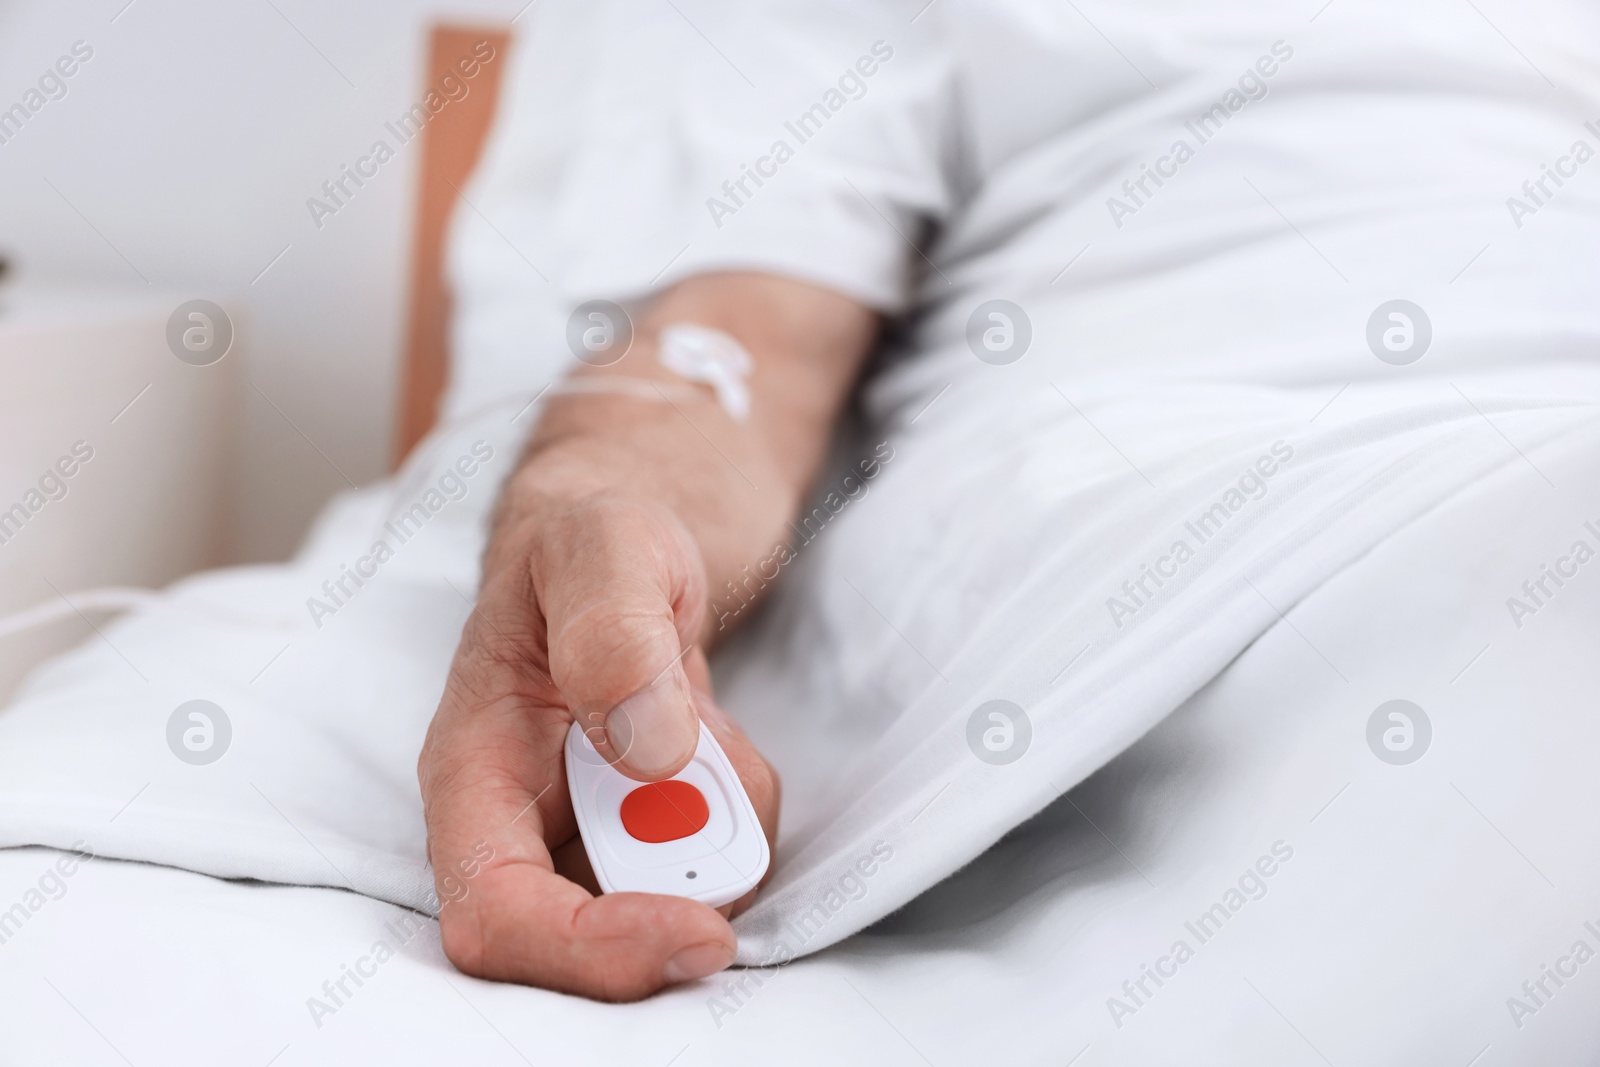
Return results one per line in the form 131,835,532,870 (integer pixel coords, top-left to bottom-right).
0,0,527,562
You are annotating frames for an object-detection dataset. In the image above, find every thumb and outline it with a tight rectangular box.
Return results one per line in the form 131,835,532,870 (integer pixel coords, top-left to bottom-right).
535,498,704,781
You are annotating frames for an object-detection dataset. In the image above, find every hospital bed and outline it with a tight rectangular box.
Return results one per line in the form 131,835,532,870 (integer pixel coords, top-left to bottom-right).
3,2,1600,1063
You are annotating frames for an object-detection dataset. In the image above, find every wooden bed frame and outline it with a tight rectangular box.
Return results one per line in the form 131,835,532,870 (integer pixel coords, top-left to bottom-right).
393,24,512,468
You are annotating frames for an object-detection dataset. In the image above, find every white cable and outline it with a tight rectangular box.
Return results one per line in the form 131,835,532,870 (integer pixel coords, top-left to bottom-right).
0,587,160,640
656,323,753,422
546,377,704,406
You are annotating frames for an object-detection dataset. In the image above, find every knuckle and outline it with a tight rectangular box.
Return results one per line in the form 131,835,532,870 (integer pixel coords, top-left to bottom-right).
535,497,705,619
550,594,677,680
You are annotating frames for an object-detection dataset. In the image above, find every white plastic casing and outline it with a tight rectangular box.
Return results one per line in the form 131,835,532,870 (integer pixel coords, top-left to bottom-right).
565,719,770,908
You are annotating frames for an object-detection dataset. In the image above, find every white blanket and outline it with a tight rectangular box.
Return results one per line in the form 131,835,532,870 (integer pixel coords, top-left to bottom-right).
0,368,1596,968
6,429,1600,1064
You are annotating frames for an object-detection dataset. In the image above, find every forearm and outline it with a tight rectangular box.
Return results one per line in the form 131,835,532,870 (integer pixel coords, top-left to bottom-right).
491,272,878,644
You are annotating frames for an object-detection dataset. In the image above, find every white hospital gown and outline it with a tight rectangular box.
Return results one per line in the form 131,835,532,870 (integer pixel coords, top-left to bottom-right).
447,0,1600,422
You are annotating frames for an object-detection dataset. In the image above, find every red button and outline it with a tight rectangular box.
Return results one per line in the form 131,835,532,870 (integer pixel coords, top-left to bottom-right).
619,780,710,843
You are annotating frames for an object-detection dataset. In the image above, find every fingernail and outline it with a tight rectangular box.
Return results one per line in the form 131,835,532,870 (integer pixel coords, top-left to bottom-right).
663,941,734,984
606,673,697,778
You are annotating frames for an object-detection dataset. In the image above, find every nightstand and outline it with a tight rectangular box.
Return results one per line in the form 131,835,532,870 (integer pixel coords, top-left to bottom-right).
0,284,241,701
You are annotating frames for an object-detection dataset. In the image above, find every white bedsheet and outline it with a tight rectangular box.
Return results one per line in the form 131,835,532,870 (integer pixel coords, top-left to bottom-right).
4,430,1599,1065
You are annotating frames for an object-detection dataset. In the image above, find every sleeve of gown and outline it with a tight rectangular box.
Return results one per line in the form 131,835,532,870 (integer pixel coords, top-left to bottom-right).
459,0,957,316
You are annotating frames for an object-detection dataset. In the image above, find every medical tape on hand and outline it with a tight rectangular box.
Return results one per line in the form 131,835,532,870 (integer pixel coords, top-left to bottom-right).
655,323,753,422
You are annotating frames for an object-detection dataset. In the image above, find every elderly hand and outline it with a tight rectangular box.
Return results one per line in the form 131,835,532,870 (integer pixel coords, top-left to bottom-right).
418,489,779,1000
418,272,877,1000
